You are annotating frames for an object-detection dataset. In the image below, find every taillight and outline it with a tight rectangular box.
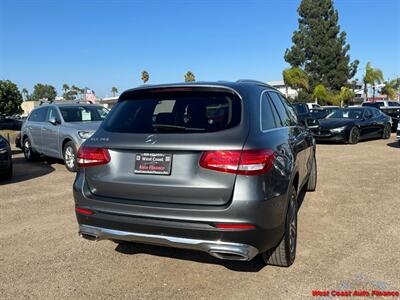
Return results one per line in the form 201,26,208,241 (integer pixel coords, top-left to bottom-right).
77,146,111,167
199,149,275,175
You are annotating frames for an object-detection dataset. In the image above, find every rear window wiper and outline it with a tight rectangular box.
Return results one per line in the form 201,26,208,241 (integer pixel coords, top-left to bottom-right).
152,124,205,132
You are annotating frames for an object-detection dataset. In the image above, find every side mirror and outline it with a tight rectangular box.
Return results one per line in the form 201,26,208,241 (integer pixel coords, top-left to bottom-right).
306,118,319,129
49,116,59,125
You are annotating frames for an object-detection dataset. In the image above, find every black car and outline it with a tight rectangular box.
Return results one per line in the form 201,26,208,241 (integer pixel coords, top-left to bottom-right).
74,80,317,267
0,135,13,181
292,103,319,128
361,101,400,132
314,107,391,144
310,108,329,119
0,117,23,130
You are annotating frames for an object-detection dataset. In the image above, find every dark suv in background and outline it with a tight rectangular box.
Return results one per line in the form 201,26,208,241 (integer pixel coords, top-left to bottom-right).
74,81,317,267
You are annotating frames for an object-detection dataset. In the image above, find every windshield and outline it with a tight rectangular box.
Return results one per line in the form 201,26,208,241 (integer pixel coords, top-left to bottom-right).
327,108,364,119
59,106,109,122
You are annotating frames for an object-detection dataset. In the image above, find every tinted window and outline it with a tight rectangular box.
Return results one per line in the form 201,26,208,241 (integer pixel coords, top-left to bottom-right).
328,108,364,119
103,92,241,133
59,106,108,122
375,102,384,107
261,92,277,130
267,92,291,126
28,107,48,122
389,101,399,107
372,108,380,117
47,107,61,121
278,94,298,125
364,109,373,119
293,104,308,114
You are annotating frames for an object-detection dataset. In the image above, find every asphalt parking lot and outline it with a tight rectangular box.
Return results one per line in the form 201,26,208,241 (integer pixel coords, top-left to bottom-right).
1,136,399,299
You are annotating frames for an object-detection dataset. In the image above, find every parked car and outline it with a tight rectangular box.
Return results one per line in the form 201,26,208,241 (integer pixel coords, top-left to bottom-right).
0,117,23,130
0,135,13,181
314,107,391,144
397,123,400,146
361,101,400,132
292,103,319,128
21,103,109,172
322,106,340,116
74,81,317,267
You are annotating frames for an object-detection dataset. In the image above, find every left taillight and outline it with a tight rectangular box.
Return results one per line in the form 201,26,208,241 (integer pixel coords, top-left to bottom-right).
77,146,111,168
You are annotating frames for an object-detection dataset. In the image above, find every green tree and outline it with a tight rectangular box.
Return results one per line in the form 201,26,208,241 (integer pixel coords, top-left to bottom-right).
0,80,23,117
31,83,57,102
184,71,195,82
312,84,330,104
141,70,149,84
336,86,355,106
363,62,383,100
282,67,309,97
284,0,359,92
380,80,397,100
111,87,118,97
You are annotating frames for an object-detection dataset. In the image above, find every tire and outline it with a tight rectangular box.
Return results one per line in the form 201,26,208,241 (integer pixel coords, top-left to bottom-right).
23,137,39,162
0,161,12,181
63,141,78,172
262,187,298,267
382,124,391,139
348,127,360,144
306,156,317,192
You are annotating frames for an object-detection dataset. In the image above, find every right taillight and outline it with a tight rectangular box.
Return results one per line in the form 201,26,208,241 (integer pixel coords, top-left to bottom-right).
77,146,111,168
199,149,275,175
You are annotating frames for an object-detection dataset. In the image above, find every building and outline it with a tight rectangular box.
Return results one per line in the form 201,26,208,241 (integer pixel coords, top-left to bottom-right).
21,101,40,117
267,80,298,99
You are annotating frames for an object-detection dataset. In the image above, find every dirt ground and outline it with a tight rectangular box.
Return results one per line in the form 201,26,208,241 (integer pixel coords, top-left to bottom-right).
1,135,399,299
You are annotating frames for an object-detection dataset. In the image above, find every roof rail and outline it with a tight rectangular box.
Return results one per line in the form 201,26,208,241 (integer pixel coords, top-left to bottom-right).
236,79,272,88
39,100,92,106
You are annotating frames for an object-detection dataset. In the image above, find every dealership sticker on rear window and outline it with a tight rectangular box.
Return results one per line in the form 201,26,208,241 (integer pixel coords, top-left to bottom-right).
134,152,172,175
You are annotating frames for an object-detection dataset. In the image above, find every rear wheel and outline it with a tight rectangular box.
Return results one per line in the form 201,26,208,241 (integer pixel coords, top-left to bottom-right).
262,187,297,267
382,124,391,139
23,138,39,162
348,127,360,144
63,141,78,172
306,156,317,191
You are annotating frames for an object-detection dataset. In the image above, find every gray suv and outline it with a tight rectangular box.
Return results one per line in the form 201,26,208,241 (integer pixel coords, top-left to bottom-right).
21,103,108,171
74,81,317,267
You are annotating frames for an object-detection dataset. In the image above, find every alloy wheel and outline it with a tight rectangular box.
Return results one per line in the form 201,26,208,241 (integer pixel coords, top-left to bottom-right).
64,146,76,169
288,192,297,259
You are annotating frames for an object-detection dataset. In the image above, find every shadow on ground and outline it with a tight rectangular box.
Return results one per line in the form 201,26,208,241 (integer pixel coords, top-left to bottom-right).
387,141,399,148
0,155,62,185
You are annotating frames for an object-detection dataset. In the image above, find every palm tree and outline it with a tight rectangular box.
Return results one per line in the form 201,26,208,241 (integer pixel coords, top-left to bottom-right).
21,88,29,101
363,62,384,100
312,84,330,105
141,71,149,84
282,67,309,97
111,87,118,97
380,80,397,100
184,71,195,82
337,86,355,107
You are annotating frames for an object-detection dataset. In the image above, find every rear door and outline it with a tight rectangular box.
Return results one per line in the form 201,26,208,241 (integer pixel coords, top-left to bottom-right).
84,88,248,206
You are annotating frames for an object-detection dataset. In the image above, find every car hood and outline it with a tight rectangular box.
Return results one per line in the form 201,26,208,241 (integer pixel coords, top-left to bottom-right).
318,118,354,129
63,121,102,131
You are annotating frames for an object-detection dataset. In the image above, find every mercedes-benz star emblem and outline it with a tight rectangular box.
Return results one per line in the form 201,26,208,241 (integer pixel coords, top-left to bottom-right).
145,135,158,144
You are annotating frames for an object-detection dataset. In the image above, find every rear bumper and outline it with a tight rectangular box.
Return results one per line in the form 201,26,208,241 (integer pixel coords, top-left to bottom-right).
73,171,289,260
79,224,259,261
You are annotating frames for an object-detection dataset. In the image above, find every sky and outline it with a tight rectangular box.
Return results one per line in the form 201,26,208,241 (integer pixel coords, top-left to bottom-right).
0,0,399,98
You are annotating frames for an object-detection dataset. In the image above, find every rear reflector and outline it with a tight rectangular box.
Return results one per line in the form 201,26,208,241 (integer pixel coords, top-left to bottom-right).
214,224,256,229
199,149,275,175
77,146,111,167
75,207,94,215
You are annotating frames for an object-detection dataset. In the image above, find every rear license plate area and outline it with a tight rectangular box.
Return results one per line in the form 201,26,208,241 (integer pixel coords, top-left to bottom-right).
134,152,172,175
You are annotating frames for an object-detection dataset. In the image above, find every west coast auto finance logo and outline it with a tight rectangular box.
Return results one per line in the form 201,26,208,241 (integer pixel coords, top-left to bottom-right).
312,290,399,297
311,273,399,298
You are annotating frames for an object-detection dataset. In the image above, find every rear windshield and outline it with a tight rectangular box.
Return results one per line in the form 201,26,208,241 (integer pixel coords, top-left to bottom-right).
103,91,241,133
59,106,109,122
